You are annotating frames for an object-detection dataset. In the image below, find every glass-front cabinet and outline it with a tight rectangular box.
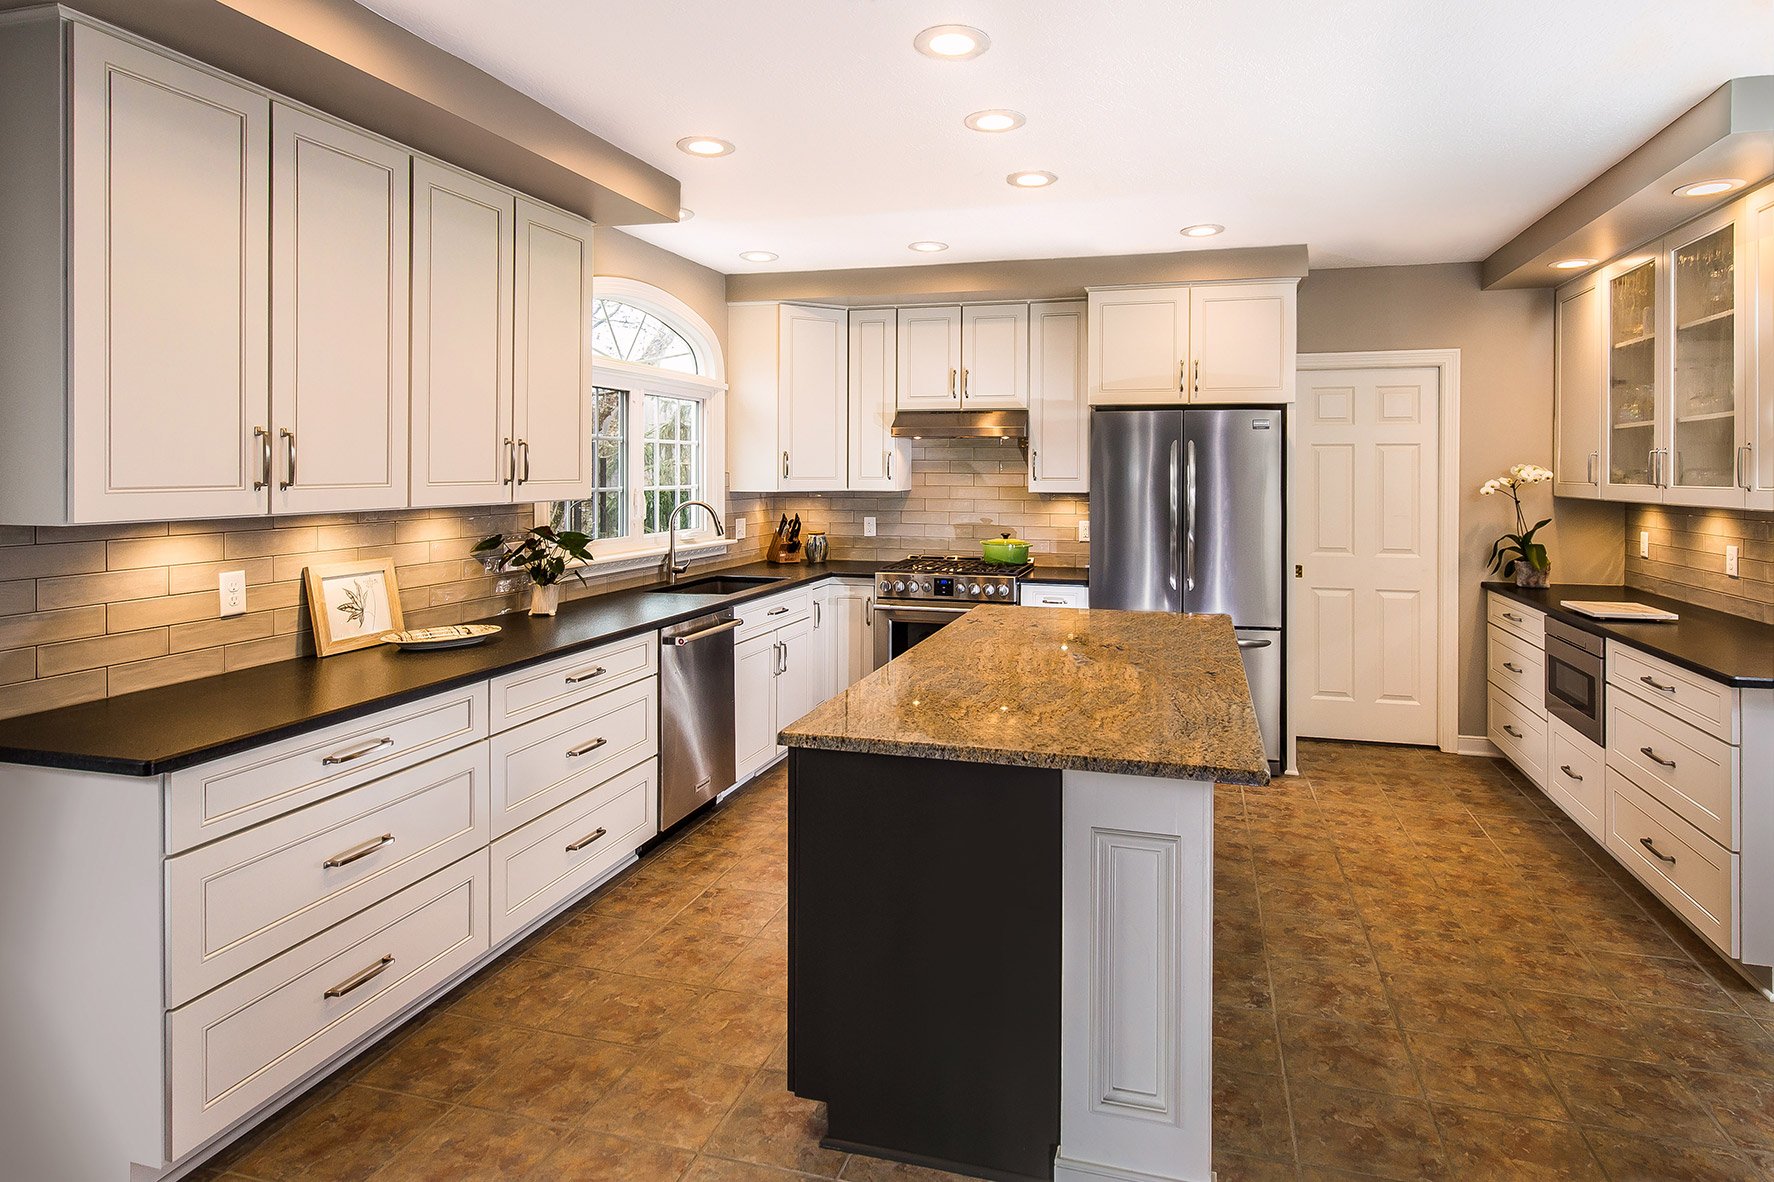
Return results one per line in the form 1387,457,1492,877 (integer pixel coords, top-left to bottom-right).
1603,257,1659,495
1667,215,1742,500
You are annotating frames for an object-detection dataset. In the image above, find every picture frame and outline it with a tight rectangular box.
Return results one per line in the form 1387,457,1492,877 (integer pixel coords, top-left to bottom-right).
303,558,405,657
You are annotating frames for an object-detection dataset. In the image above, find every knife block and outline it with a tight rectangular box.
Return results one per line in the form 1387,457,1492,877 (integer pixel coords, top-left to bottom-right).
766,534,804,564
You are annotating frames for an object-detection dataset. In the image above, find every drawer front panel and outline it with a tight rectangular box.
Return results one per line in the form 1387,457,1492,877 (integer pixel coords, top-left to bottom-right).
489,759,656,945
1607,693,1738,850
735,589,812,642
1606,770,1736,956
487,631,658,733
1486,594,1544,649
1020,583,1090,608
167,744,490,1006
168,685,488,852
1545,715,1605,840
1608,643,1739,743
168,852,489,1157
1487,683,1548,788
489,676,657,837
1487,626,1545,714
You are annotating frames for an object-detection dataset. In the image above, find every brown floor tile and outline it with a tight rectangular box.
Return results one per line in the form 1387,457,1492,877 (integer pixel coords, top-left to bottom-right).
1215,947,1276,1012
525,911,666,972
1635,1004,1774,1078
639,839,743,884
457,1029,636,1124
715,854,789,895
716,935,791,999
1213,1069,1295,1162
591,874,710,923
675,884,788,937
446,955,596,1028
1209,1151,1300,1180
702,1068,848,1176
1216,1002,1285,1076
1267,953,1393,1025
1383,971,1524,1045
1278,1013,1420,1098
581,1052,754,1150
654,989,788,1069
1505,990,1658,1063
371,1106,561,1180
1405,1031,1567,1119
1540,1050,1725,1145
354,1013,523,1102
1287,1081,1448,1180
1584,1130,1764,1181
619,920,755,986
544,970,705,1047
1589,949,1747,1013
531,1129,697,1181
1431,1104,1604,1180
230,1085,445,1181
835,1156,978,1180
1681,1070,1774,1149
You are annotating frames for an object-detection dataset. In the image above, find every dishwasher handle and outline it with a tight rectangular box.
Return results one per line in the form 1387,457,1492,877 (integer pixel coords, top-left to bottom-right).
665,618,741,647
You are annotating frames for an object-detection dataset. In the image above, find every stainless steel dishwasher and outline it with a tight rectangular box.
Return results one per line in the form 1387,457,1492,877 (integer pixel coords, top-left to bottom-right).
659,610,740,829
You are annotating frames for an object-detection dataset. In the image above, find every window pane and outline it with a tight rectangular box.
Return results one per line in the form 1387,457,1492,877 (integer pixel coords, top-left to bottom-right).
556,386,628,541
641,394,702,535
593,299,699,374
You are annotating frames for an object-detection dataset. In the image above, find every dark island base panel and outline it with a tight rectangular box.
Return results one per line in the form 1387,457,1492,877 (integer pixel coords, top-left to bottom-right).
788,748,1062,1182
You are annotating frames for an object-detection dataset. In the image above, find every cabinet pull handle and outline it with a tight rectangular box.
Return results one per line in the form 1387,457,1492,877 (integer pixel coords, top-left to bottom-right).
1031,449,1039,480
1639,837,1677,865
1587,450,1598,485
813,600,822,628
1502,612,1525,623
771,640,782,676
1193,358,1200,394
565,826,608,853
518,439,531,484
324,954,394,999
279,428,297,489
962,368,970,397
783,451,790,478
1502,724,1523,739
323,833,395,869
564,666,606,684
1640,746,1676,769
504,437,516,486
566,737,608,758
1559,764,1583,782
948,368,958,399
864,598,872,626
767,606,789,616
1178,360,1187,392
1646,447,1657,488
885,450,892,480
1503,662,1524,674
321,736,395,765
253,427,272,490
1041,597,1067,605
1739,444,1753,490
1639,675,1676,694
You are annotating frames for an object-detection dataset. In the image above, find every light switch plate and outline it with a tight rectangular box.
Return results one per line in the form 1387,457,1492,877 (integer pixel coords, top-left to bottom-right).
1077,518,1090,543
1726,544,1740,578
734,516,746,540
218,570,247,617
1639,531,1650,559
863,516,878,538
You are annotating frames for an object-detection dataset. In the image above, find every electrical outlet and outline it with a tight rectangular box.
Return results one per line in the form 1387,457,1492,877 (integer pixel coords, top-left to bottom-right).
863,516,878,538
218,570,246,617
1639,531,1650,559
1077,518,1090,543
1726,544,1740,578
734,516,746,540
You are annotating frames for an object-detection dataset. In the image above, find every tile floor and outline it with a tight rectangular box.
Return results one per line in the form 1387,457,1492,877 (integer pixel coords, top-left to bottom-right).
191,741,1774,1182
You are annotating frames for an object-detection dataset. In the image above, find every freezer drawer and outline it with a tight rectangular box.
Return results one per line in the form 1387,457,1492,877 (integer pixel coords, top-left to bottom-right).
1236,627,1282,769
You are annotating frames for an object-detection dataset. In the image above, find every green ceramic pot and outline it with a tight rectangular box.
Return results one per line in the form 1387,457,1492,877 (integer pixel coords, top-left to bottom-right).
981,534,1031,564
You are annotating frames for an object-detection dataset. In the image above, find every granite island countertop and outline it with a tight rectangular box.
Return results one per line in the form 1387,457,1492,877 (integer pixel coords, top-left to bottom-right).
780,604,1270,784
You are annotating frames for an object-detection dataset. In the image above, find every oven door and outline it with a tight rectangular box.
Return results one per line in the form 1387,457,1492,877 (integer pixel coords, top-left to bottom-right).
873,603,971,668
1544,633,1605,746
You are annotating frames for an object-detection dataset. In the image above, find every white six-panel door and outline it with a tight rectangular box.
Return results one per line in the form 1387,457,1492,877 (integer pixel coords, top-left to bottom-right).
1293,367,1440,745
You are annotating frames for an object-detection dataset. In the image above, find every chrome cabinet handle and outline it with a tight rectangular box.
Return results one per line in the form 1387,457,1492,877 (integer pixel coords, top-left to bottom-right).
777,640,789,675
1167,439,1180,593
767,606,789,616
1502,612,1525,623
864,598,872,626
565,826,608,853
1640,746,1676,769
1237,638,1273,649
948,367,957,398
564,666,606,684
962,368,970,397
323,833,395,869
324,954,394,998
1503,662,1524,674
1193,358,1200,395
1737,444,1752,490
1184,438,1197,592
253,427,272,490
1647,447,1658,488
1031,449,1038,480
1587,450,1598,485
813,600,822,628
1502,725,1523,739
566,737,608,758
885,450,892,481
518,439,531,483
503,437,515,486
321,736,394,765
1639,837,1677,865
783,451,790,478
279,428,297,489
771,640,783,677
1639,675,1675,694
1178,359,1187,393
1041,597,1067,605
1560,764,1583,781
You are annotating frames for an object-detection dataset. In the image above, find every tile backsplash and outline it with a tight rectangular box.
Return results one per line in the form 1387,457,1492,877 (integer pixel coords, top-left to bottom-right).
1624,504,1774,624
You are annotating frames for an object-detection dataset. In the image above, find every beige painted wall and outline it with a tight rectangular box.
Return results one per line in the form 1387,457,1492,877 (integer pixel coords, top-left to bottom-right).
1296,262,1625,739
595,226,730,356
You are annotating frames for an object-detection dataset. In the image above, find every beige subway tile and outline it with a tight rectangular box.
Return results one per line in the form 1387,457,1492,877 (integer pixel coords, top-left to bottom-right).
0,541,106,581
0,669,106,720
106,591,219,632
0,605,106,649
166,516,274,535
272,549,355,582
106,534,226,570
35,522,168,543
0,648,33,686
38,628,170,676
224,632,312,670
314,522,397,549
0,580,33,616
397,560,472,589
0,525,36,546
107,649,225,697
268,512,359,529
36,567,168,611
223,527,319,559
394,517,460,544
355,541,433,566
397,586,433,613
168,612,276,654
254,581,304,612
166,557,277,596
272,606,311,634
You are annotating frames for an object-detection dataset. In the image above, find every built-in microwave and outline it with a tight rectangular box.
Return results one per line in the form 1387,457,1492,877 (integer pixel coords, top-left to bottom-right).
1544,617,1605,746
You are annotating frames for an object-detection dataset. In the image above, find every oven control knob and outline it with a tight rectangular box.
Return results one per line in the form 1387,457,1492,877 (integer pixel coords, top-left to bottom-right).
894,580,907,593
878,581,891,594
909,580,923,593
968,582,981,595
983,584,996,596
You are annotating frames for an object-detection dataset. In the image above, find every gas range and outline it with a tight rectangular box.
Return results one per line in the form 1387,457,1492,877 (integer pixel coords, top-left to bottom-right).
874,555,1035,604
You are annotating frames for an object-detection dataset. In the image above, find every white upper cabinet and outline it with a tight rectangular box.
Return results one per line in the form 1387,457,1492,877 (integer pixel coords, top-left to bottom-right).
1751,185,1774,511
512,198,595,503
959,304,1029,407
1028,301,1089,493
270,105,410,514
848,308,910,491
1189,282,1297,403
410,159,517,508
1553,274,1604,499
727,303,848,492
1088,287,1189,405
68,25,271,523
1602,255,1661,500
1664,210,1744,506
896,305,964,408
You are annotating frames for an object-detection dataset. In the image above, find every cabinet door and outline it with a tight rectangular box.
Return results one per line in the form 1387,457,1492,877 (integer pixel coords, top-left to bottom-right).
780,304,848,490
1602,256,1662,500
1188,282,1296,403
960,303,1029,407
69,26,270,522
1751,187,1774,510
896,305,963,408
411,158,515,507
513,199,594,502
1553,276,1604,499
775,615,819,733
810,587,838,704
1087,287,1188,405
1028,301,1089,493
832,585,875,691
734,630,780,782
1665,211,1747,507
270,105,410,514
848,308,910,490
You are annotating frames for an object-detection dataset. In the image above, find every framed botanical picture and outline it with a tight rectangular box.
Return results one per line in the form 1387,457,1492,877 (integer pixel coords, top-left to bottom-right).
303,558,405,657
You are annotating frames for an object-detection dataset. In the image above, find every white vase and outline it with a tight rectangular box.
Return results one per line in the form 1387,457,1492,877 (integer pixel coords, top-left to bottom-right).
529,584,561,617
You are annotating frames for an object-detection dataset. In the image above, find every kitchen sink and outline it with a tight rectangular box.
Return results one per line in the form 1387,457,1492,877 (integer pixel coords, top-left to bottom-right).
649,575,787,595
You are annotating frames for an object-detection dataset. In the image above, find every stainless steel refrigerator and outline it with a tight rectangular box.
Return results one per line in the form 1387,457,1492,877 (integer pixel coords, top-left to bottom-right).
1090,408,1284,770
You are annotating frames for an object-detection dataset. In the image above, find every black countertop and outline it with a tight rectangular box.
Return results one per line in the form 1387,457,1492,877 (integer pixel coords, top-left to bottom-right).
1484,582,1774,689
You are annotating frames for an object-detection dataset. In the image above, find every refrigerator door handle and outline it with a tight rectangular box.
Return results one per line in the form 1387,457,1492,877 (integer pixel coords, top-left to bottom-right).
1167,439,1180,593
1184,438,1197,593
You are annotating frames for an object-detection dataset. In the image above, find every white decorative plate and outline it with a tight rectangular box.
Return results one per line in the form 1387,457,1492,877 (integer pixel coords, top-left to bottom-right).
380,624,502,650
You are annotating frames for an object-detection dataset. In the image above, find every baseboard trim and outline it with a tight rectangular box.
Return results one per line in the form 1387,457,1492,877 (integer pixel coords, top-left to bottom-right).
1054,1152,1210,1182
1456,734,1501,758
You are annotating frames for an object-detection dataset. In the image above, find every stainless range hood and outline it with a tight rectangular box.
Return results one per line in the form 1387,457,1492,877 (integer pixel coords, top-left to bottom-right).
890,409,1028,440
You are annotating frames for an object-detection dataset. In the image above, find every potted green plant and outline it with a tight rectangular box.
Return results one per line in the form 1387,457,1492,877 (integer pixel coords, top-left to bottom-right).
472,525,594,616
1480,464,1554,588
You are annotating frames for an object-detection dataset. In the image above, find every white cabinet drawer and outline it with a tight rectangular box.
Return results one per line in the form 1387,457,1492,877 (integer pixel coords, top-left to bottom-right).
1607,692,1739,850
735,588,812,642
167,744,490,1007
488,675,657,837
167,685,487,852
1487,683,1547,788
1606,770,1736,957
1020,582,1090,608
1545,714,1605,841
1487,625,1545,714
1486,593,1544,649
487,631,657,733
1608,643,1739,743
489,758,656,945
167,852,489,1158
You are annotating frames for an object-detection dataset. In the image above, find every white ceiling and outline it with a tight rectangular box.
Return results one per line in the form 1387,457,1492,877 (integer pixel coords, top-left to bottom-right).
359,0,1774,275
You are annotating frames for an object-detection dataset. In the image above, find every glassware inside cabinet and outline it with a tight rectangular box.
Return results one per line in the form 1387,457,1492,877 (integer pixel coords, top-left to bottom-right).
1671,224,1736,490
1607,258,1656,487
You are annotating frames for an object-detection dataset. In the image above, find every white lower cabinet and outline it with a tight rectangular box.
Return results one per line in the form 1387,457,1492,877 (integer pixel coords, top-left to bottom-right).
813,579,874,700
488,675,657,837
1020,582,1090,608
733,589,825,785
1485,593,1549,789
1545,714,1606,841
1607,770,1739,955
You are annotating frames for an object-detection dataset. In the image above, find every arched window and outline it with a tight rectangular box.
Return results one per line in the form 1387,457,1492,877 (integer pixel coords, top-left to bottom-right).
592,299,700,374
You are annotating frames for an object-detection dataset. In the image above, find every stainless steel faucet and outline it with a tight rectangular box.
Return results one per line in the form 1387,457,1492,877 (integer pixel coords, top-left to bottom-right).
664,500,725,583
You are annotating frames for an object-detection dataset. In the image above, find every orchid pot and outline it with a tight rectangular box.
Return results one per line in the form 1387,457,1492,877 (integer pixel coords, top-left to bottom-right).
1480,464,1554,587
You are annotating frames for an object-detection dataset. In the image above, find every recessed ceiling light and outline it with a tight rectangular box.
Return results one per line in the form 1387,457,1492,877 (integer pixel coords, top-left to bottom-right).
1007,170,1057,188
738,250,778,263
1550,257,1597,270
1180,223,1224,238
964,109,1024,133
1675,178,1744,198
908,241,949,253
676,136,735,158
677,207,694,221
914,24,989,60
